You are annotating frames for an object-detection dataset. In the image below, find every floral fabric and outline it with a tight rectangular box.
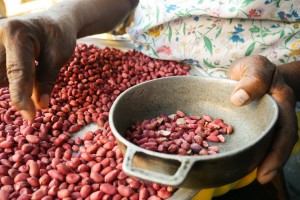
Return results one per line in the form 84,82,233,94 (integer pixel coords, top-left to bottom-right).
128,0,300,78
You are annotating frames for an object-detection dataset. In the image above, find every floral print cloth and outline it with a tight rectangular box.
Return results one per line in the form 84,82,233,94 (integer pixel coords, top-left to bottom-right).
128,0,300,78
127,1,300,197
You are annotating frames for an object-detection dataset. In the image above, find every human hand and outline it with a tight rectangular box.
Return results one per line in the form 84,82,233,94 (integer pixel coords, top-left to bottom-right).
228,55,298,184
0,14,77,120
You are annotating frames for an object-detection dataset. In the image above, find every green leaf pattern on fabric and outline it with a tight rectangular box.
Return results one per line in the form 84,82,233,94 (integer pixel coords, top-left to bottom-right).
127,0,300,77
242,0,255,7
245,42,256,56
168,25,172,42
203,36,213,55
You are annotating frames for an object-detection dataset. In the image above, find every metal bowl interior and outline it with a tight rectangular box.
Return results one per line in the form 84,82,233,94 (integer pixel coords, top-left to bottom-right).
109,76,278,188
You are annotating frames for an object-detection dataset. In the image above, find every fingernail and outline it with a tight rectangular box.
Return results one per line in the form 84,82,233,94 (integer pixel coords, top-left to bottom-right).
39,94,50,109
231,89,250,106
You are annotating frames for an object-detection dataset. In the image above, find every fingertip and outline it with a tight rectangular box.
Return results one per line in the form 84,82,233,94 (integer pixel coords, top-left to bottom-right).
20,109,36,121
38,94,50,109
230,89,250,106
256,152,282,185
257,169,278,185
32,89,50,109
10,90,36,120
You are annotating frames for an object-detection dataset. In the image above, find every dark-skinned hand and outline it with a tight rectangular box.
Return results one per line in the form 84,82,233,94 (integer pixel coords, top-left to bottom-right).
0,15,76,120
228,55,298,184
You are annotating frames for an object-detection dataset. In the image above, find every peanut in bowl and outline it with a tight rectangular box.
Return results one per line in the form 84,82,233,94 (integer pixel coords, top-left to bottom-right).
109,76,278,189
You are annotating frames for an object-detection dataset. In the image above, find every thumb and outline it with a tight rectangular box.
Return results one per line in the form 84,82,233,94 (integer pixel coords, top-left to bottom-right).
228,55,276,106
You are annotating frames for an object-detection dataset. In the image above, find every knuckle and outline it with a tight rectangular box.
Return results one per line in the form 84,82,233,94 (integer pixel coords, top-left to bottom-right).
272,81,296,106
2,20,29,40
233,55,276,73
6,66,27,81
254,68,273,87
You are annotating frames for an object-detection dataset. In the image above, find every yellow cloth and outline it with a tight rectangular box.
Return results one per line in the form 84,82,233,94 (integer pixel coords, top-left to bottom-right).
192,111,300,200
192,170,257,200
291,111,300,154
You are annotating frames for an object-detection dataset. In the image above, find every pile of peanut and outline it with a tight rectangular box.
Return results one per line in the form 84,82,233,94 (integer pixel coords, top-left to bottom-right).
0,44,190,200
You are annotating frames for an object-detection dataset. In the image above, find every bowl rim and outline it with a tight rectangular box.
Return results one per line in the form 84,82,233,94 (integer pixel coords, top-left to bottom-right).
109,76,279,161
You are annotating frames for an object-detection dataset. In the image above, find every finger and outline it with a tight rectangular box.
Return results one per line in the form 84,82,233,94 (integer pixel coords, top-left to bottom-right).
32,59,58,109
32,48,66,109
228,56,275,106
4,30,36,120
257,83,298,184
32,33,76,109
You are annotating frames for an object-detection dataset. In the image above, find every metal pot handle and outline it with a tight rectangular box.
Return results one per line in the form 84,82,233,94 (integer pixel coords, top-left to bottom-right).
122,146,195,186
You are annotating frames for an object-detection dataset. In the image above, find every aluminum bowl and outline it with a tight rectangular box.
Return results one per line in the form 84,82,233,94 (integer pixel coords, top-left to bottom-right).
109,76,278,189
